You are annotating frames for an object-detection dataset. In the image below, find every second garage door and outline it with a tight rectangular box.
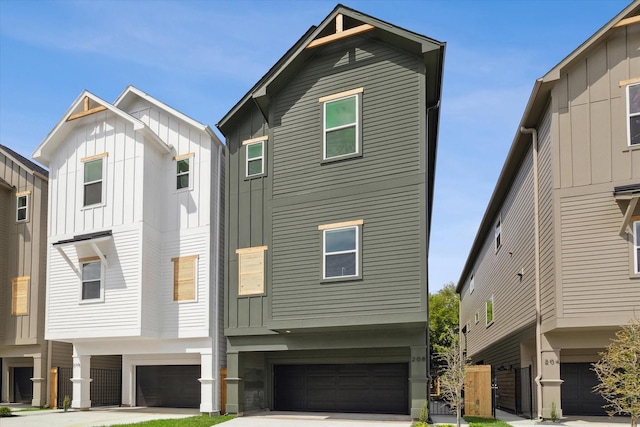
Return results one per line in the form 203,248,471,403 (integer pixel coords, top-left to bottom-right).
274,363,408,414
136,365,200,408
561,363,606,415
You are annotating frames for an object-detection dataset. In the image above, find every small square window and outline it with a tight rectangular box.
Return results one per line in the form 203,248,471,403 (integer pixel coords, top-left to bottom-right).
627,83,640,146
84,158,103,206
177,158,190,190
81,260,102,301
246,141,265,177
486,295,494,326
495,219,502,252
16,194,28,222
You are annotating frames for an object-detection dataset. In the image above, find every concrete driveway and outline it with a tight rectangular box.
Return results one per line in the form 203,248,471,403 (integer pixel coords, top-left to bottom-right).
222,411,412,427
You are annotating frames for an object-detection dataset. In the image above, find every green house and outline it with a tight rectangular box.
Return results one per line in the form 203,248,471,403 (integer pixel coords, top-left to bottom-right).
217,4,445,418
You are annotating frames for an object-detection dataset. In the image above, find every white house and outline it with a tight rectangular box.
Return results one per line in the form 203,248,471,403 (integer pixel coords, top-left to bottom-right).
32,86,225,412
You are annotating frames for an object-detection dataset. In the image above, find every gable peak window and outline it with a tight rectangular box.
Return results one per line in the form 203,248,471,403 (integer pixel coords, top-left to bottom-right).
243,136,267,178
319,219,363,280
82,154,106,207
16,192,29,222
320,88,363,160
173,153,194,191
627,82,640,146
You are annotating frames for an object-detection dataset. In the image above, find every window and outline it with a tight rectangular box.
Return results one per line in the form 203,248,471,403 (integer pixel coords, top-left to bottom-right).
495,218,502,252
634,221,640,273
81,260,102,301
320,88,363,160
474,311,479,324
470,274,475,294
177,158,190,189
237,246,267,296
11,277,29,315
628,83,640,146
172,255,198,301
16,192,29,222
319,220,363,280
486,295,494,326
83,158,104,206
244,137,267,178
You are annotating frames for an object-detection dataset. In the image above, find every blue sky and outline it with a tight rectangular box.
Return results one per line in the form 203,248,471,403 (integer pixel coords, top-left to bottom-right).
0,0,631,292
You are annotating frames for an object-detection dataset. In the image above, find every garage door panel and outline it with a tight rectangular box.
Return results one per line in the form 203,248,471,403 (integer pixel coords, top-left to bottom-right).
136,365,200,408
561,363,606,416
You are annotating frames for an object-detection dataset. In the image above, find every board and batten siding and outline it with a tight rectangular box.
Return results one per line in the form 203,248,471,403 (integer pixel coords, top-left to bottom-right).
46,227,142,339
461,147,537,357
552,23,640,190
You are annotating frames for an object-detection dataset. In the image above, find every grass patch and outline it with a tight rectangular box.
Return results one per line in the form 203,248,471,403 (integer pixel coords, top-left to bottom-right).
99,414,235,427
14,407,53,412
465,417,513,427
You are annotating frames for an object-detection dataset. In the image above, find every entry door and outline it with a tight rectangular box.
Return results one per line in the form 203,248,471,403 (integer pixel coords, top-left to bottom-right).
13,367,34,404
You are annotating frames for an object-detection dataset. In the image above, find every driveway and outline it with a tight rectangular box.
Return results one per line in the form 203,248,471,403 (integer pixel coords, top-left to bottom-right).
222,411,412,427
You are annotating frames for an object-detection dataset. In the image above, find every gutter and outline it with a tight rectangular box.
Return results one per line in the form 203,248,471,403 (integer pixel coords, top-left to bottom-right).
520,126,542,420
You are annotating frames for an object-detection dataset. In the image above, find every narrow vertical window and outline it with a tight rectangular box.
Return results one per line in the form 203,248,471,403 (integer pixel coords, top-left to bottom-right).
246,141,264,177
320,88,363,160
172,255,198,301
474,311,479,324
319,220,363,280
83,158,103,206
16,193,28,222
177,158,190,189
495,218,502,252
628,83,640,146
486,295,494,326
11,277,29,315
81,260,102,300
634,221,640,274
237,246,267,296
469,274,475,294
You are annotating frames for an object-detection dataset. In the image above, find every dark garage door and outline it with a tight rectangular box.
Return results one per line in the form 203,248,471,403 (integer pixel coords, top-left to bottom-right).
274,363,408,414
561,363,606,415
13,367,33,404
136,365,200,408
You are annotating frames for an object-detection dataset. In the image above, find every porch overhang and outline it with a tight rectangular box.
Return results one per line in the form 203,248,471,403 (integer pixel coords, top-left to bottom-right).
614,184,640,236
52,230,112,276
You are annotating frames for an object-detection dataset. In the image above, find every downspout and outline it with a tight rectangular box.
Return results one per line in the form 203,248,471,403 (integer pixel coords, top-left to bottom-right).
520,126,542,420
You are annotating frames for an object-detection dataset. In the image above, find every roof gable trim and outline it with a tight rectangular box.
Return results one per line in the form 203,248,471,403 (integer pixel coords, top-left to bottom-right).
306,13,374,49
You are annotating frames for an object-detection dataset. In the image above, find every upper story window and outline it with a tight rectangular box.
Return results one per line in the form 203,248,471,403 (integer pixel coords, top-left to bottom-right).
495,218,502,252
16,192,29,222
319,219,363,280
633,221,640,274
11,276,29,315
172,255,198,301
469,273,475,294
474,311,479,324
81,259,102,301
174,153,194,191
82,155,106,207
320,88,363,161
243,136,267,178
627,82,640,146
486,295,494,326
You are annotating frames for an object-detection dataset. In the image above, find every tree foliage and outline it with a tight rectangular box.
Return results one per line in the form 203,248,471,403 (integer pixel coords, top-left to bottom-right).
430,282,460,357
592,319,640,427
437,331,469,427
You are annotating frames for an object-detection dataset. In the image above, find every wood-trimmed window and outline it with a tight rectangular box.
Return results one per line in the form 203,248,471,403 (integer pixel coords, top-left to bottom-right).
320,88,363,160
81,153,107,207
627,82,640,146
243,136,267,178
174,153,194,190
486,295,494,326
80,257,103,301
16,191,29,222
237,246,267,296
12,276,29,315
319,219,363,280
172,255,198,301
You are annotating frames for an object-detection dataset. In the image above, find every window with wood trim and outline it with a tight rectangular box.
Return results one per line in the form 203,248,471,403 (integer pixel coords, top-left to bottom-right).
321,89,362,160
12,277,29,315
628,82,640,146
237,246,267,296
16,193,28,222
319,220,363,280
83,158,104,206
172,255,198,301
177,158,190,189
486,295,494,326
245,139,265,177
81,259,102,301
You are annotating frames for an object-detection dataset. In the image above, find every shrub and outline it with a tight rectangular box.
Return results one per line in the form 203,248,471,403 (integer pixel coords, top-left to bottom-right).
63,395,71,412
0,406,12,417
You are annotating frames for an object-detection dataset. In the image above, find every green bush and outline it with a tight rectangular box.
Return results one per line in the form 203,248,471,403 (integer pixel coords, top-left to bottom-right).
0,406,12,417
63,395,71,412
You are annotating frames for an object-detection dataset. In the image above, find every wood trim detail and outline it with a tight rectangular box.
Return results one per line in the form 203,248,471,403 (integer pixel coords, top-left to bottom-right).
236,246,268,255
172,152,195,161
80,152,108,163
171,254,200,262
307,23,375,49
67,105,108,122
620,77,640,87
79,256,101,263
614,15,640,28
319,87,364,103
318,219,364,230
12,276,29,315
15,190,31,197
242,136,269,146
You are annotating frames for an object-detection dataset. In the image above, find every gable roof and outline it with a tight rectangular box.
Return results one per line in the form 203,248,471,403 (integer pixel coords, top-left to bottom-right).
216,3,445,133
114,86,222,146
456,0,640,293
0,143,48,179
32,88,172,166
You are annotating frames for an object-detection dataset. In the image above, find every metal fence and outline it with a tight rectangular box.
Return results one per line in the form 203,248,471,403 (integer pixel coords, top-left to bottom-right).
57,367,121,407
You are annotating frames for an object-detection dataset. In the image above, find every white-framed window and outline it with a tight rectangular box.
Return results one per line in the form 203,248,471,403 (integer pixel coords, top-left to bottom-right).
486,295,494,326
243,136,267,178
16,192,29,222
495,218,502,252
474,311,479,324
177,159,190,189
81,259,103,301
470,273,475,294
319,220,363,280
633,221,640,274
627,82,640,146
83,157,105,207
172,255,198,302
320,88,363,160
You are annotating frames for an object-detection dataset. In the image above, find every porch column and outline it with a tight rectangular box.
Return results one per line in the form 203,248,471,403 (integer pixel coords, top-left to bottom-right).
225,352,243,415
71,348,91,410
540,335,562,419
31,353,46,407
410,345,428,420
199,351,218,415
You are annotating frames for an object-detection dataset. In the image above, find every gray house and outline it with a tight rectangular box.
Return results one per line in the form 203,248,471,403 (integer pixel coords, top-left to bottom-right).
457,0,640,419
217,4,445,418
0,144,71,406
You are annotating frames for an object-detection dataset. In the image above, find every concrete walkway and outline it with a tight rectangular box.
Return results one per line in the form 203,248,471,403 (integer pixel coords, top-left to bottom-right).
432,409,631,427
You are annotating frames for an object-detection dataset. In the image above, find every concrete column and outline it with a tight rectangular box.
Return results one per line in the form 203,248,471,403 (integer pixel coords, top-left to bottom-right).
409,345,428,420
31,353,46,407
540,338,563,419
1,359,8,403
199,351,218,415
121,355,133,407
225,352,243,415
71,348,91,410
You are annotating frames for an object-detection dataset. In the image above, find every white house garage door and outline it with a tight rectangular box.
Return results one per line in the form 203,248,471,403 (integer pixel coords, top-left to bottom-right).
136,365,200,408
560,363,606,415
274,363,408,414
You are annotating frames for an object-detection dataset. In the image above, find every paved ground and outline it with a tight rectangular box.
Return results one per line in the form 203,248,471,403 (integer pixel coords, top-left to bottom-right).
0,405,632,427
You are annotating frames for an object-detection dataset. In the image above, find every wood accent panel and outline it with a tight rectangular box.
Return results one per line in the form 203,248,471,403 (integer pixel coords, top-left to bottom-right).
318,87,364,103
464,365,492,417
307,24,375,49
318,219,364,230
172,152,195,161
242,136,268,146
238,247,266,296
235,246,268,254
80,152,108,163
619,77,640,87
50,368,59,409
67,105,107,122
15,190,31,197
613,15,640,28
12,276,29,315
79,256,101,263
172,256,198,301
